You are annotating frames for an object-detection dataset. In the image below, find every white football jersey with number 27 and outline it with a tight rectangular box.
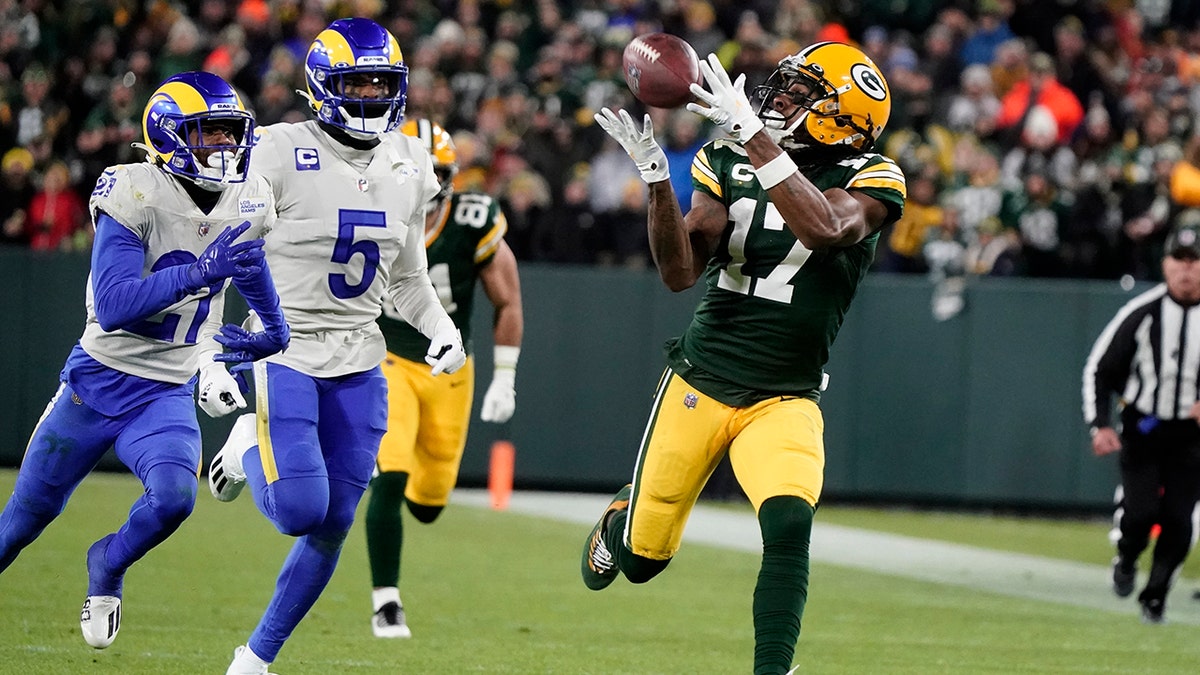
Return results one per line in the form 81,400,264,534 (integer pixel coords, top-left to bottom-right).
83,162,276,383
250,120,441,377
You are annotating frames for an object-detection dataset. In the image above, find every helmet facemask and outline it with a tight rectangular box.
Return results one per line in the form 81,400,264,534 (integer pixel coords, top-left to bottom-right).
153,111,254,191
752,60,834,150
308,66,408,138
752,51,885,153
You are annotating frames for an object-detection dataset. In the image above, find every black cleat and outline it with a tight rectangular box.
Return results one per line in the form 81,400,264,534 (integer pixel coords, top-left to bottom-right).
1111,557,1136,598
581,485,632,591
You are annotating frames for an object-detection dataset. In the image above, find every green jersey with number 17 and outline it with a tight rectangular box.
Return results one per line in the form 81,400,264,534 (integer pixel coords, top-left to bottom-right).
378,192,507,362
667,140,906,407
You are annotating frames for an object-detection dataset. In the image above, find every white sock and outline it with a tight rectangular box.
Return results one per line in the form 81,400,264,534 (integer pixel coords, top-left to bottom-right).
372,586,401,612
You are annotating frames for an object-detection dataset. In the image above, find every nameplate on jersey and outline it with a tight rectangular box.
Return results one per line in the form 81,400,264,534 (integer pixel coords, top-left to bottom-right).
295,147,320,171
239,198,269,215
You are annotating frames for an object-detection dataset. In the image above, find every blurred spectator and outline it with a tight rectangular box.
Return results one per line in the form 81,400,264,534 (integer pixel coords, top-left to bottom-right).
538,164,599,264
75,78,140,184
995,51,1084,147
945,64,1000,136
1000,170,1072,277
1,147,35,247
880,171,943,274
964,216,1022,276
999,104,1078,191
25,161,86,252
9,63,67,150
959,0,1017,67
500,169,552,261
660,110,708,215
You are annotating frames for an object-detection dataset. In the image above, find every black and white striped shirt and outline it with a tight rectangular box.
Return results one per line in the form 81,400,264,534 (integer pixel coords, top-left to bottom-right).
1083,284,1200,428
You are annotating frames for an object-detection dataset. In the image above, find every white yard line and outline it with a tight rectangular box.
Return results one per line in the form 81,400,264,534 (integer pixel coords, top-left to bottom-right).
454,489,1200,625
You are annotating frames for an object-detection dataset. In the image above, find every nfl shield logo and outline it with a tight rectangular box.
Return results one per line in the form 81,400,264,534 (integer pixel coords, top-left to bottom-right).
357,178,370,192
683,392,698,409
197,222,211,238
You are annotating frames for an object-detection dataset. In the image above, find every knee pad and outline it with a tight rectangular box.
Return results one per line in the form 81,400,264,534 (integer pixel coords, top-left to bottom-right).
758,496,815,552
144,464,198,527
406,501,443,524
271,481,330,536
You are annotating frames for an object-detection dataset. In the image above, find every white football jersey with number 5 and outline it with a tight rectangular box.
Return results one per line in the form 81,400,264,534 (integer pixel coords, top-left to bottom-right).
251,120,442,377
82,163,275,383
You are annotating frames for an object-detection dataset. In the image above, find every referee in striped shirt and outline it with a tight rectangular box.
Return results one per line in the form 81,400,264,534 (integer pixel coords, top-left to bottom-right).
1083,221,1200,624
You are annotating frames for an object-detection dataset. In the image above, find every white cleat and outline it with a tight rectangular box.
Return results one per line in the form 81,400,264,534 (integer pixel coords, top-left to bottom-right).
80,595,121,649
372,601,412,638
226,644,278,675
209,414,255,502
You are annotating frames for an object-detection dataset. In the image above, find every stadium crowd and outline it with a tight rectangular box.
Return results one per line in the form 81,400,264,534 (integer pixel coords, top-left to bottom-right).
4,0,1200,281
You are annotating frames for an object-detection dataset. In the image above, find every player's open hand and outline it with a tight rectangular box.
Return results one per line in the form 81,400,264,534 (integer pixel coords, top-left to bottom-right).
593,108,670,184
188,221,265,290
686,53,764,144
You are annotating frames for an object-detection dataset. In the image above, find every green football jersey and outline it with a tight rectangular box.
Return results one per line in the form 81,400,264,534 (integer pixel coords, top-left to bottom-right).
667,140,907,407
379,191,508,362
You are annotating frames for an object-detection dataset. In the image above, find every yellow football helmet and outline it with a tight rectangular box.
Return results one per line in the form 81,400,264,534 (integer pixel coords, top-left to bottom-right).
401,118,458,202
752,42,891,152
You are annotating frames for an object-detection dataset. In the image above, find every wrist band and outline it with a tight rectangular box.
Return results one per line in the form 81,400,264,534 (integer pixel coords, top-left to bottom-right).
494,345,521,371
754,152,798,190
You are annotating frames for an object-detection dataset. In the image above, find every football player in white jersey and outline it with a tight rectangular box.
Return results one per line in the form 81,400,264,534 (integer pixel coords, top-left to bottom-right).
0,71,289,650
204,18,466,675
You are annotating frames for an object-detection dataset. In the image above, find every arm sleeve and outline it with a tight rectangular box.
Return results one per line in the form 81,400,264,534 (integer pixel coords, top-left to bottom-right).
387,207,454,339
1082,309,1141,428
231,261,286,333
91,211,201,332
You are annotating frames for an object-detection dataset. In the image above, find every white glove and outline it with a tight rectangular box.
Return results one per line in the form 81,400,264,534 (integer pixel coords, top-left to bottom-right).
480,346,519,423
686,53,764,143
197,363,247,418
593,108,671,183
426,319,467,376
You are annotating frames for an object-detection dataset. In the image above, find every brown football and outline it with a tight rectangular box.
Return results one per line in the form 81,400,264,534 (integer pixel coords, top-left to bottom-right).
622,33,702,109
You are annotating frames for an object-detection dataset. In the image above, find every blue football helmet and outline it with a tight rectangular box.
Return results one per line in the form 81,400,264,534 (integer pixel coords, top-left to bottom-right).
303,18,407,137
141,71,254,190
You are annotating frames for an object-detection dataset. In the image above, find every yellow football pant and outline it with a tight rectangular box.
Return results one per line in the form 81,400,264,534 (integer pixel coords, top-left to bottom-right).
626,368,825,560
376,353,475,507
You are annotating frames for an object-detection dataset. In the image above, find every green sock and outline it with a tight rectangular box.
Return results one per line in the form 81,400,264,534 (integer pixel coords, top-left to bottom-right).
365,471,409,588
753,496,814,675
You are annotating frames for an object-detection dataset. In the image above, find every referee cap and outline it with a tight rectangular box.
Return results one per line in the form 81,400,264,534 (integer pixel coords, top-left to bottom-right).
1166,217,1200,259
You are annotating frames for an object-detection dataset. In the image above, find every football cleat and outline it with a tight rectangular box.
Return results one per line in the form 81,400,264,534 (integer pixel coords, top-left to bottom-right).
580,484,632,591
226,644,278,675
80,595,121,649
372,601,412,638
1111,556,1136,598
1140,597,1166,624
209,413,255,502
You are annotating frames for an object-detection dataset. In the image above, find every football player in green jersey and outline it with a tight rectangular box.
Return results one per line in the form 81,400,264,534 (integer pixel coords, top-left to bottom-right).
365,118,523,638
587,43,906,674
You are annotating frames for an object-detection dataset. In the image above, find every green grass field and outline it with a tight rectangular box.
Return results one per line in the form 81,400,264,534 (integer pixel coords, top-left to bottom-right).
1,469,1198,674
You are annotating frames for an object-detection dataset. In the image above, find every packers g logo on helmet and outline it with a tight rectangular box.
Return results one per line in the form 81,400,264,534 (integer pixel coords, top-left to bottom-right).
140,71,254,190
400,118,458,203
752,42,891,152
303,17,407,137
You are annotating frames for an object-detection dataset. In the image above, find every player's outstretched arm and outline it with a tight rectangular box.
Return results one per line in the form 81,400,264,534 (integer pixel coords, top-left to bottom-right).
478,239,523,423
90,217,259,331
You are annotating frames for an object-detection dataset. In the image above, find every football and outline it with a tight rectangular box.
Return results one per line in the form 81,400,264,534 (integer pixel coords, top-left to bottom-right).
622,33,703,109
